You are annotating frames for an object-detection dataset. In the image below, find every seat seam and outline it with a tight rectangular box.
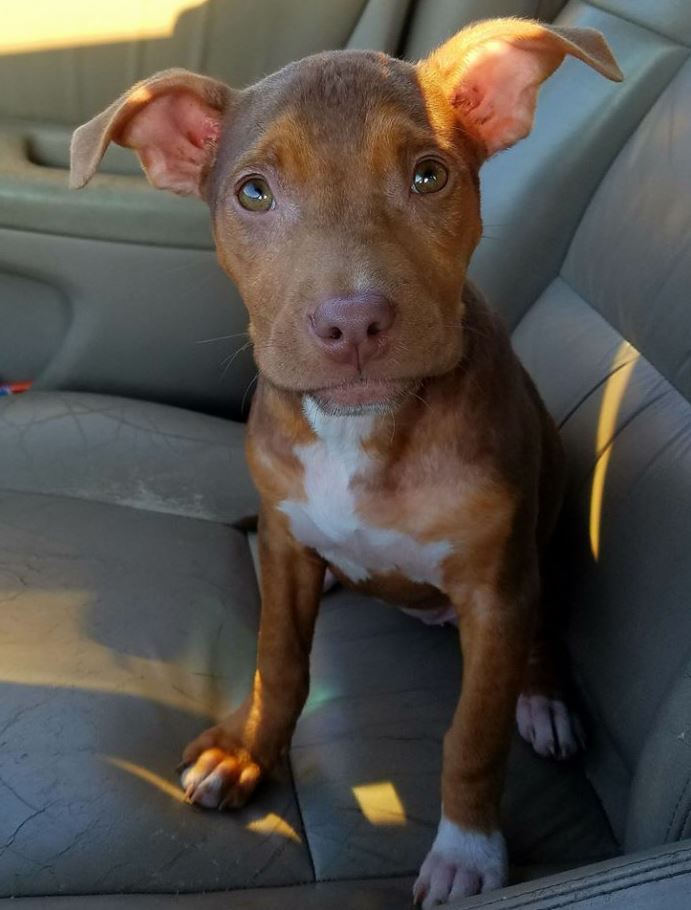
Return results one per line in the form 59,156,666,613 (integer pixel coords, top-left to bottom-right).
5,873,415,900
467,848,691,908
576,389,669,490
509,867,691,910
557,357,638,430
286,752,318,884
666,773,691,842
570,665,630,834
0,481,245,528
0,219,216,251
556,270,691,415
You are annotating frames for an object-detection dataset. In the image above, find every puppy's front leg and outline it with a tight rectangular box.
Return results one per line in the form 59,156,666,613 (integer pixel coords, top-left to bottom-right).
181,505,325,809
414,573,536,907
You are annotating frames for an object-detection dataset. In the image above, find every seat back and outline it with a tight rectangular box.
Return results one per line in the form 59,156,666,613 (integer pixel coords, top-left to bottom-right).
406,0,691,850
1,0,413,125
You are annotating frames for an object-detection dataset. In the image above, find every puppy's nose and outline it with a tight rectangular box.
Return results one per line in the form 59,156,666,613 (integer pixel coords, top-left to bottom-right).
309,293,395,369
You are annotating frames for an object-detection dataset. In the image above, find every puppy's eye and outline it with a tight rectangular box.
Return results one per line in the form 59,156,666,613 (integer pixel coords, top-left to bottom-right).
237,177,274,212
411,159,448,195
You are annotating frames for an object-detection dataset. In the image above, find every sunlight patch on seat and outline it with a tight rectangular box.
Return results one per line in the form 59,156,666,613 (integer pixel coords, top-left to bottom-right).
247,812,302,843
103,754,185,803
0,588,245,718
1,0,206,55
590,343,639,560
353,781,407,826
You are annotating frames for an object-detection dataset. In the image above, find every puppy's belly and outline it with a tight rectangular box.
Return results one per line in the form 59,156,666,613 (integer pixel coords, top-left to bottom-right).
280,496,451,587
329,563,443,605
337,567,457,627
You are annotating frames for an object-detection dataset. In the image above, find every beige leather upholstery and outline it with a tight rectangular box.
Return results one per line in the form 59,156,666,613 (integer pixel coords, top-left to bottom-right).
473,0,691,857
462,841,691,909
0,401,614,894
0,392,257,522
1,842,690,910
1,0,691,907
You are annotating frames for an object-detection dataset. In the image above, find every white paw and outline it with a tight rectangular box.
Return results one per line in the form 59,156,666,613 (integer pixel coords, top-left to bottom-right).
180,762,225,808
413,817,507,907
516,693,585,759
178,745,262,810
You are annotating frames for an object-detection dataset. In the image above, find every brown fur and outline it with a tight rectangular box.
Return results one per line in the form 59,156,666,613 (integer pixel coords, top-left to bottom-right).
70,18,621,902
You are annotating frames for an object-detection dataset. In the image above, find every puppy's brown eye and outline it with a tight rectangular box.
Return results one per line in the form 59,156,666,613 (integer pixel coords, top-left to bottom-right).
412,159,448,195
237,177,274,211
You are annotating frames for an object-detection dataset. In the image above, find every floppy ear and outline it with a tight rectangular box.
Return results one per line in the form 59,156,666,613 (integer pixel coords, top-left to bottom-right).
418,18,622,157
70,68,232,196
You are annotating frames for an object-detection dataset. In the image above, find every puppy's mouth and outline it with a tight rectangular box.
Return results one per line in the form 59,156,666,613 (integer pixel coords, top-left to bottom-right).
310,378,416,416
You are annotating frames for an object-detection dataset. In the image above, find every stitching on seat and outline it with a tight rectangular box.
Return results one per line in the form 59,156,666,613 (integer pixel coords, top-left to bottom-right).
665,771,691,841
0,482,247,528
533,868,691,910
557,356,638,430
568,666,628,839
469,847,691,908
555,271,689,427
572,389,670,498
286,752,318,884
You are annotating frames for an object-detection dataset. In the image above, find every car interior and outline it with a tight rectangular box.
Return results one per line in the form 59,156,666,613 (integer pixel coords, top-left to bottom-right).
1,0,690,907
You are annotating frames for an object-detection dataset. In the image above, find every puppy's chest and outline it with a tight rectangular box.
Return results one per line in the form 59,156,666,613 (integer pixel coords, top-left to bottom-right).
278,418,452,586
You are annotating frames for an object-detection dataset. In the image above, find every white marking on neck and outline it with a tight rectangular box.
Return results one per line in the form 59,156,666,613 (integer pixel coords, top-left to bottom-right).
279,397,451,584
303,395,378,448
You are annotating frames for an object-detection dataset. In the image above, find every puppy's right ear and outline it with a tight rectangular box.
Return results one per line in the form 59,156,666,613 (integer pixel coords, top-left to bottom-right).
70,69,232,197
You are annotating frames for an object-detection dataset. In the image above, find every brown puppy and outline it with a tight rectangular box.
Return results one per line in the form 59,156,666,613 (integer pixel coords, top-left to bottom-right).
71,20,621,907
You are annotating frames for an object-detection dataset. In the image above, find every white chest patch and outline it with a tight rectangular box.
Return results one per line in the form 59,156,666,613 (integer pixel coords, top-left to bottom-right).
279,398,452,585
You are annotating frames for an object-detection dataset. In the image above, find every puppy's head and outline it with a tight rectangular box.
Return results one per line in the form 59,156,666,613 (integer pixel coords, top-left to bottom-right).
71,19,621,415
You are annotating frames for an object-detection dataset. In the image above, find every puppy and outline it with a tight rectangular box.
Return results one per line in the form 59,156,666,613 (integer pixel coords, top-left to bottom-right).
71,19,621,906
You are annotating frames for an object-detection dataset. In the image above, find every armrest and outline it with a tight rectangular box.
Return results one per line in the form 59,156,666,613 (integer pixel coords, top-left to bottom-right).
454,841,691,909
0,124,213,249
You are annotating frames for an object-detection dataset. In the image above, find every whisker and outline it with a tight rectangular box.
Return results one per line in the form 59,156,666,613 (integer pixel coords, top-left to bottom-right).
220,341,252,378
241,372,260,414
410,390,430,409
386,406,397,444
197,332,249,345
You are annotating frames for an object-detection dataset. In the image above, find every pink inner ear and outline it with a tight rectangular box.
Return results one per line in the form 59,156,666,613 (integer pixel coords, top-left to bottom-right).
451,40,558,156
119,91,222,196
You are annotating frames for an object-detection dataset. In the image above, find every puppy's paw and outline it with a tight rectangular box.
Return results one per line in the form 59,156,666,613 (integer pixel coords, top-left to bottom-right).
413,818,507,907
516,693,585,760
179,730,262,810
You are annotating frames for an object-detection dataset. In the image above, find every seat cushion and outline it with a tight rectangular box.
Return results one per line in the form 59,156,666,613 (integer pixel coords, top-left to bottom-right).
0,488,313,895
0,393,309,895
0,391,258,523
0,392,617,898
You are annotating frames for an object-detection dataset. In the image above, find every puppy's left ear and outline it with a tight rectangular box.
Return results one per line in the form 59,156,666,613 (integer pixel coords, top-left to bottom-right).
70,68,232,196
418,18,622,158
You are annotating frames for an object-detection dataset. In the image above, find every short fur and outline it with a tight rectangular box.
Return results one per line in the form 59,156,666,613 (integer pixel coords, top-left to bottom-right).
70,19,621,906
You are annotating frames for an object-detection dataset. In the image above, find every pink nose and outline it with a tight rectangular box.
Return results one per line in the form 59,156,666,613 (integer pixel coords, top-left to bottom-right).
309,293,396,368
